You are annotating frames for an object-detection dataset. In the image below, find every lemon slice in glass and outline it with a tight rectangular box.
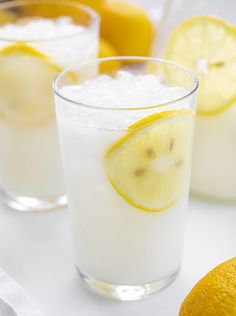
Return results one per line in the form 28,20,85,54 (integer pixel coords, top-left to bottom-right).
105,110,193,212
0,43,62,128
164,16,236,115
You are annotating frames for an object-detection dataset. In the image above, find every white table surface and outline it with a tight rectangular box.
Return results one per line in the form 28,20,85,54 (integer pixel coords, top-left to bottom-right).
0,197,235,316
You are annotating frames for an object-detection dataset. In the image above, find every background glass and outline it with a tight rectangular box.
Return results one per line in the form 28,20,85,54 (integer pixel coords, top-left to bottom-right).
0,0,99,211
154,0,236,201
53,57,198,300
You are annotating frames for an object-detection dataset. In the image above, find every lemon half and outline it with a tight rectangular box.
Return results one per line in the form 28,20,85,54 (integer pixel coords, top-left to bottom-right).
105,110,193,212
165,16,236,115
0,43,61,128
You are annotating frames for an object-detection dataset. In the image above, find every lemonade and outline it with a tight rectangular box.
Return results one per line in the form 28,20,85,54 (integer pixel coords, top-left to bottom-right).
0,1,99,211
53,58,198,300
155,2,236,201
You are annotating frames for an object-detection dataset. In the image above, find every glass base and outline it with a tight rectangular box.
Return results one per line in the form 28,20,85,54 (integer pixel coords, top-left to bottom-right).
0,188,67,212
77,268,179,301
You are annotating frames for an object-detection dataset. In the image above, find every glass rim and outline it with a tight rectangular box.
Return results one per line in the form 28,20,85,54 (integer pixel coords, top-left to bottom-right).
53,56,199,112
0,0,99,43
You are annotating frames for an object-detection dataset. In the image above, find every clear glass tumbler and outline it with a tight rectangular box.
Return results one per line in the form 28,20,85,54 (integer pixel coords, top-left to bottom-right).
53,57,198,300
154,0,236,201
0,0,99,211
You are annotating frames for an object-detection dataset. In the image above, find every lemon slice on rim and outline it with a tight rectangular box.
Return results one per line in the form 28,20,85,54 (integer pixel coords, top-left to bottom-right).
164,16,236,115
105,110,193,212
0,43,63,128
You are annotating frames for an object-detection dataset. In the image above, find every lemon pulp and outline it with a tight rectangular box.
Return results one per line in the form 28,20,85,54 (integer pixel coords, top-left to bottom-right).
105,110,193,212
164,16,236,115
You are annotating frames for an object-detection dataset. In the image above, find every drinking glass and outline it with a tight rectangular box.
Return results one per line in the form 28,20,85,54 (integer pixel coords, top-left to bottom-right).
154,0,236,201
0,0,99,211
53,57,198,300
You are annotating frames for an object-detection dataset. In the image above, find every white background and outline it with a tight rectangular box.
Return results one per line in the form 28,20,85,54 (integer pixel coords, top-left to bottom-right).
0,197,235,316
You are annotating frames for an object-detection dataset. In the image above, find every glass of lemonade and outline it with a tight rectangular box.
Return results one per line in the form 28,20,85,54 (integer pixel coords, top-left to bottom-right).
53,57,198,300
0,0,99,211
154,0,236,201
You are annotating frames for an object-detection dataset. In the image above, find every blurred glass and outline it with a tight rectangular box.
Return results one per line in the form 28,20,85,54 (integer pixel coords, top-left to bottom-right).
0,0,99,211
154,0,236,202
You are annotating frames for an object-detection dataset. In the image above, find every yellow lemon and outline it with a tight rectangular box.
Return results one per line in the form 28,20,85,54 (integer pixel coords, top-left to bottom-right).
75,0,104,13
0,11,16,25
21,1,101,20
179,257,236,316
101,0,154,56
99,38,121,73
105,110,193,212
165,16,236,115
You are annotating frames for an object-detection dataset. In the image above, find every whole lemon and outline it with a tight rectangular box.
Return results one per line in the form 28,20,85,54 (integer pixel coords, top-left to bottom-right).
99,38,119,57
21,1,103,18
99,38,121,73
179,257,236,316
74,0,104,13
0,11,16,25
101,0,154,56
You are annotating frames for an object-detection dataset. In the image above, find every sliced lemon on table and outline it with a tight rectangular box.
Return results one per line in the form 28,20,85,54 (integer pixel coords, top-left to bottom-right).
164,16,236,115
105,110,193,212
0,43,62,128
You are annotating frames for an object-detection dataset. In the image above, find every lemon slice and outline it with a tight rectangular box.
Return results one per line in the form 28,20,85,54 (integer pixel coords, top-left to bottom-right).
164,16,236,115
105,110,193,212
0,43,62,128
